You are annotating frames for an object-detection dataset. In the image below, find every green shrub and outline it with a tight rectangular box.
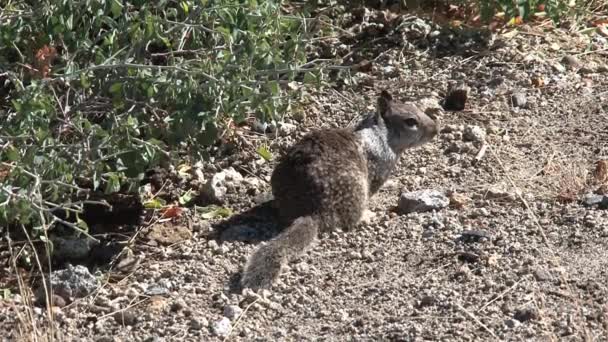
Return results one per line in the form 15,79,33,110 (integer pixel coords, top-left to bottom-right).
0,0,316,231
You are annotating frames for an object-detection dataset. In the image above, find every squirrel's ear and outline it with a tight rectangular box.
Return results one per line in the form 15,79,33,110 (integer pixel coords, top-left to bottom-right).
377,90,393,117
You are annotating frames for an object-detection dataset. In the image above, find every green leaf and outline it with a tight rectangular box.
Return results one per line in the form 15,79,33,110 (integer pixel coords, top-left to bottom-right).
180,1,189,14
77,218,89,232
268,80,279,96
179,190,193,206
144,197,166,209
256,144,272,161
109,82,122,94
104,173,121,194
111,0,124,18
80,73,91,89
197,205,233,219
4,146,20,162
1,288,10,300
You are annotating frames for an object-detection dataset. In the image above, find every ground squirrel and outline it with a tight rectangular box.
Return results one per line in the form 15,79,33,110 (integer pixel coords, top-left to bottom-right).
241,90,438,290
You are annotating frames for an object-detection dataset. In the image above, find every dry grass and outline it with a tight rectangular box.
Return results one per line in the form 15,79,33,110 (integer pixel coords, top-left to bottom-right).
542,160,591,203
7,228,58,342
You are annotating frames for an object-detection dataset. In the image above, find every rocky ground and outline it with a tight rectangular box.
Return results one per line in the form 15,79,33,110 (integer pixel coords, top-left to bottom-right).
2,5,608,342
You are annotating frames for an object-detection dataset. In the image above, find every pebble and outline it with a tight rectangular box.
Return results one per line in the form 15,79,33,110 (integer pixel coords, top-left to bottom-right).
532,268,552,282
562,55,581,68
36,264,99,303
505,318,522,328
211,317,232,337
510,93,527,108
114,310,138,326
581,193,606,207
514,307,539,322
223,305,244,320
459,230,491,243
171,298,187,312
145,283,170,296
551,62,566,73
463,125,486,143
398,190,449,214
95,337,114,342
202,167,244,203
190,317,208,331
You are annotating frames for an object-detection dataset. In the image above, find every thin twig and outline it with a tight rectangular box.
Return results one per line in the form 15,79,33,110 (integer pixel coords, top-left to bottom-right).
53,63,219,83
473,143,488,165
222,297,260,342
456,303,497,339
477,275,527,313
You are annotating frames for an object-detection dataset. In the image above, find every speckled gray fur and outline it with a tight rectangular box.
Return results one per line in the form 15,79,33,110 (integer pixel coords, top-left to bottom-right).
240,91,438,290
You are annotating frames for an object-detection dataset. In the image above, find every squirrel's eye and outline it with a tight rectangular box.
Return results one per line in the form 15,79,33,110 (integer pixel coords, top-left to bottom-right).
404,118,418,127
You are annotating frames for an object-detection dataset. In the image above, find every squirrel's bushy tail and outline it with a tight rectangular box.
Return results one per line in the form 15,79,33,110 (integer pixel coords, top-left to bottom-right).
241,216,318,290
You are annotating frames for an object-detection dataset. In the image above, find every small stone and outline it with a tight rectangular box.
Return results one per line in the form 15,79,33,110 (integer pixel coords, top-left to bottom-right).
443,82,470,111
95,337,114,342
562,55,581,69
418,295,435,307
147,296,168,314
208,240,220,250
36,264,99,303
440,124,463,134
171,298,187,312
348,251,362,259
510,93,527,108
114,310,138,326
459,230,491,243
398,190,449,214
278,123,297,136
243,177,265,190
505,318,521,328
202,167,244,203
532,268,552,282
190,317,207,331
145,284,170,296
463,125,486,143
223,305,243,320
549,43,561,51
514,307,539,322
446,142,463,154
581,193,605,207
580,61,599,74
416,97,444,118
449,193,470,209
51,294,66,308
211,317,232,337
596,63,608,73
551,62,566,73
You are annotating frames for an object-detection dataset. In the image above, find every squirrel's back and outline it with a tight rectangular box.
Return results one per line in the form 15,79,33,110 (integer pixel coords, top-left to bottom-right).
271,128,369,231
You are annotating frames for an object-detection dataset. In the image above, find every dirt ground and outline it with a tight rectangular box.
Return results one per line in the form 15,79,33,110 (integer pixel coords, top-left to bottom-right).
3,6,608,342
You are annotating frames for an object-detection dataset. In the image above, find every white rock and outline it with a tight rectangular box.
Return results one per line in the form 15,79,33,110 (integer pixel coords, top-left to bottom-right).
398,190,449,214
211,317,232,337
202,167,244,202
